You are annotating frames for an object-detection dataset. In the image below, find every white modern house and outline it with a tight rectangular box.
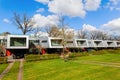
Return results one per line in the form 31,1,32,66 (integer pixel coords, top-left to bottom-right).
0,36,6,45
93,40,104,47
103,40,117,47
29,37,40,47
1,34,120,58
39,36,63,48
66,39,76,48
115,41,120,47
5,35,29,58
88,40,95,48
75,39,89,48
88,40,105,48
6,35,29,49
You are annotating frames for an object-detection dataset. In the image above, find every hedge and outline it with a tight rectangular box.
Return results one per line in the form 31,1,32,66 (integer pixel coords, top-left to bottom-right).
25,54,60,62
25,49,120,62
0,57,7,64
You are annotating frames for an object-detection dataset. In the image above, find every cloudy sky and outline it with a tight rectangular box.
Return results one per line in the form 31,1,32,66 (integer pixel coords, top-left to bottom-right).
0,0,120,35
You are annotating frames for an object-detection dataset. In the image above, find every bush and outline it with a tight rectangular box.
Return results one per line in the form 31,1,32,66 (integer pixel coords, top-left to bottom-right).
25,49,120,62
69,52,89,58
0,57,7,64
25,55,41,62
87,50,107,55
25,54,60,62
107,49,120,54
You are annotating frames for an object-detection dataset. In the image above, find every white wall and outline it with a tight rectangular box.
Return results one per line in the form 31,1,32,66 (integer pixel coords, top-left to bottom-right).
6,35,29,49
75,39,89,48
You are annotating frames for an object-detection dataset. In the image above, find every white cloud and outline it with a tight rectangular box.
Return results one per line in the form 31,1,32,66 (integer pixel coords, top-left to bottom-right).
48,0,86,18
101,18,120,35
36,31,48,36
65,28,74,32
35,0,101,18
3,18,10,23
106,0,120,11
80,18,120,36
30,31,48,37
110,0,120,5
82,24,97,31
32,14,59,28
36,8,45,12
84,0,101,11
116,7,120,10
63,28,75,34
102,18,120,32
35,0,49,4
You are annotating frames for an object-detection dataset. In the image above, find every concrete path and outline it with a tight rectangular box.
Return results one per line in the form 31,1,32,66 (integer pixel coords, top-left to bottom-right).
0,61,15,80
17,59,24,80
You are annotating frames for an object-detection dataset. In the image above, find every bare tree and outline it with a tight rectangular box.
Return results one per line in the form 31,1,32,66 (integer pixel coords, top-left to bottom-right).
0,44,6,57
58,15,68,61
113,35,120,40
64,29,74,39
45,25,62,37
77,30,87,39
87,30,112,40
101,32,110,40
33,27,42,37
13,13,35,35
89,30,97,39
1,32,11,36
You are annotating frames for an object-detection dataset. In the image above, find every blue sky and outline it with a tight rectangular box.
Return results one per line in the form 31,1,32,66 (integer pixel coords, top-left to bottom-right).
0,0,120,35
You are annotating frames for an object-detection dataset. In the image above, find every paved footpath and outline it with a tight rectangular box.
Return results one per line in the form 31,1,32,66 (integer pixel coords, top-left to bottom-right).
17,59,24,80
0,60,15,80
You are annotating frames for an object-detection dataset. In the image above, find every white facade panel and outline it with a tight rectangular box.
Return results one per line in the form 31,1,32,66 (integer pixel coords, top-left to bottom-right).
39,37,63,48
6,35,29,49
75,39,89,48
39,36,49,48
50,38,63,48
103,40,116,47
88,40,94,47
66,39,76,48
115,41,120,47
93,40,104,47
29,37,40,46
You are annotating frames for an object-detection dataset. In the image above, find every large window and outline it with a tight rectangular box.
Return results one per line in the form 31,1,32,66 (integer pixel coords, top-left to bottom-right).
0,40,1,44
107,42,112,45
66,41,73,46
67,41,73,44
117,42,120,45
10,37,26,47
29,40,39,45
51,39,62,46
94,41,100,45
42,40,47,43
77,40,85,46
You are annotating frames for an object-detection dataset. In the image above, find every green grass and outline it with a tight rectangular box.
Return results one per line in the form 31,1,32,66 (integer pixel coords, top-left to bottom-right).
23,53,120,80
77,53,120,62
0,64,8,74
2,61,20,80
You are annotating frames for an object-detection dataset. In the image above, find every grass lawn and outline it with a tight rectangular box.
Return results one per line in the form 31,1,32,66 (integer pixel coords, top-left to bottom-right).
77,53,120,62
23,53,120,80
2,61,20,80
0,64,8,74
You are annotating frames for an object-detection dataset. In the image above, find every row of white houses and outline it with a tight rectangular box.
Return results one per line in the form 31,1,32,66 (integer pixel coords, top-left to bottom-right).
0,35,120,49
0,35,120,58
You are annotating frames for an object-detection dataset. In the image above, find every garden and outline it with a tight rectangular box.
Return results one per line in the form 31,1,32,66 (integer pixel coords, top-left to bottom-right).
0,49,120,80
